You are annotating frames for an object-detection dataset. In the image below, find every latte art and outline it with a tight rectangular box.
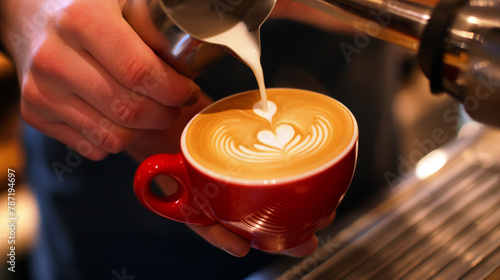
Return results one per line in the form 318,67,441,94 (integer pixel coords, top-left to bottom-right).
214,101,332,164
183,89,356,181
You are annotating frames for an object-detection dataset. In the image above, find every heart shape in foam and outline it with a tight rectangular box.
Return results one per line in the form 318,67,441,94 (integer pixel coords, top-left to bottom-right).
253,101,277,123
257,124,295,150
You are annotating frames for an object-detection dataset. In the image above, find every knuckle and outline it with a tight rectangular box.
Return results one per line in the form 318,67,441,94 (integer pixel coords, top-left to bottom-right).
108,94,146,127
29,37,69,80
20,79,38,105
21,78,49,108
19,100,38,126
29,41,56,75
85,150,110,162
55,1,92,36
75,139,110,162
100,132,127,154
119,56,150,89
76,118,129,154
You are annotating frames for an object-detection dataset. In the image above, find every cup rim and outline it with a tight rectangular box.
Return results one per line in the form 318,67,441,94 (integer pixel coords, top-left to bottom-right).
180,88,359,185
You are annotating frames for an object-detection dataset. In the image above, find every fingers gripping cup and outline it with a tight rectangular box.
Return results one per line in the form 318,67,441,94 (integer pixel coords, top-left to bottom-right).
134,88,358,251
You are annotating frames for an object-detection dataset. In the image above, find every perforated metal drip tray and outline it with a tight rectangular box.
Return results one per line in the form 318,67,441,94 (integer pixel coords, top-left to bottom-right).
255,127,500,280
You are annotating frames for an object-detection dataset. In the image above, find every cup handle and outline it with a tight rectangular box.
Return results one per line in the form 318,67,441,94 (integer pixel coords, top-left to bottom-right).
133,153,216,225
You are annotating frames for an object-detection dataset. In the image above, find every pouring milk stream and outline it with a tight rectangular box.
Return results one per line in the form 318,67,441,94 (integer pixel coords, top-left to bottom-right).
202,21,269,113
162,3,270,112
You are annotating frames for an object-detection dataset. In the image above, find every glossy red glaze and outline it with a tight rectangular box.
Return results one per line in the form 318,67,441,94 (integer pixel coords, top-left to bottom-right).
134,139,357,251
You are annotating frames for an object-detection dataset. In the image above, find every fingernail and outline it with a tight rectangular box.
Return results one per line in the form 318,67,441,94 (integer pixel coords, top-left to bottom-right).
183,86,201,106
218,244,247,258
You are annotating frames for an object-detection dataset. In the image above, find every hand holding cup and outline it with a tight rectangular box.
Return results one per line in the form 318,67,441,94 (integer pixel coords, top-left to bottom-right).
134,88,358,252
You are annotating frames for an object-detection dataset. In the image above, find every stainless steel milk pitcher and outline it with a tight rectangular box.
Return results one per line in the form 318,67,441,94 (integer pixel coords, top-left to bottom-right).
125,0,228,78
124,0,273,78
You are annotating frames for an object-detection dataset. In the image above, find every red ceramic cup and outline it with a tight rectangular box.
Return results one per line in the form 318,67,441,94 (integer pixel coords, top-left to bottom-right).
134,88,358,251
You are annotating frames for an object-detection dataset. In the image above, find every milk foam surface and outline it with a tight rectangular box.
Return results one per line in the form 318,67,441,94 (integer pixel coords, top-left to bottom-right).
184,89,355,181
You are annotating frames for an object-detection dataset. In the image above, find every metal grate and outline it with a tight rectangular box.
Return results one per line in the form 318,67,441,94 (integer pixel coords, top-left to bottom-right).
277,128,500,280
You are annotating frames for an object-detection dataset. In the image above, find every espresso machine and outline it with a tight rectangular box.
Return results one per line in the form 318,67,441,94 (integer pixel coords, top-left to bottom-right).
294,0,500,128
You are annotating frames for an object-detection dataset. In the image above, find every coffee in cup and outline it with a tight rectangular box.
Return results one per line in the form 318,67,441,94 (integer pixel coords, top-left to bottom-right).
185,88,355,180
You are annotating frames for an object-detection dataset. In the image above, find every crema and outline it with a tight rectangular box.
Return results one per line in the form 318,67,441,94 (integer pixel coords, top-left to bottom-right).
182,88,356,181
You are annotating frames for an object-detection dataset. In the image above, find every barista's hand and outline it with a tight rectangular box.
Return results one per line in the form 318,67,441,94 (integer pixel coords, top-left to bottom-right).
188,212,336,257
0,0,200,161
